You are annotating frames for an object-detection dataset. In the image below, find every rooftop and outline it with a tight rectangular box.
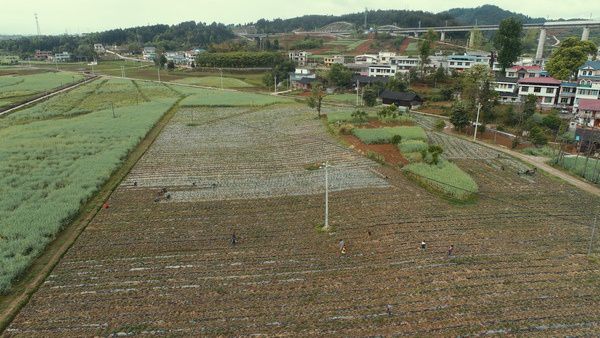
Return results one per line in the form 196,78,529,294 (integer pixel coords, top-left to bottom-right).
578,98,600,111
380,90,421,101
579,60,600,70
510,65,542,72
518,77,561,86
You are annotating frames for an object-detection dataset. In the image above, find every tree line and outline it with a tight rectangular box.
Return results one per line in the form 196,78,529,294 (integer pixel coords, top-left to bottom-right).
196,51,284,68
0,21,234,59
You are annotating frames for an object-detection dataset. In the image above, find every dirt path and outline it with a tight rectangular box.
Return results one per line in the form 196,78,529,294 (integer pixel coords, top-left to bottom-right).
0,97,184,334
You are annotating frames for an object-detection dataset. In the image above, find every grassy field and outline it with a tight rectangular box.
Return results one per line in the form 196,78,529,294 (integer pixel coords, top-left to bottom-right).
324,93,359,105
0,71,84,108
0,78,181,294
172,76,252,88
352,126,427,144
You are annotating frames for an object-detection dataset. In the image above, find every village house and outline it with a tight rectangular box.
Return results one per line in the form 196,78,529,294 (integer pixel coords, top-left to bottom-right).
288,51,310,66
34,50,53,61
389,56,420,73
93,44,105,54
354,54,378,64
324,55,345,67
380,90,423,109
517,76,561,107
494,74,520,104
290,68,317,90
575,98,600,128
53,52,71,62
446,53,490,72
574,61,600,110
506,65,544,79
142,47,157,61
368,64,397,78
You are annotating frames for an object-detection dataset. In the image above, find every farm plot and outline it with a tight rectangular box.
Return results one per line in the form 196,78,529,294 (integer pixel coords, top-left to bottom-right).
0,71,84,108
5,115,600,336
0,79,180,294
178,87,292,106
123,105,390,202
427,131,502,160
172,76,253,88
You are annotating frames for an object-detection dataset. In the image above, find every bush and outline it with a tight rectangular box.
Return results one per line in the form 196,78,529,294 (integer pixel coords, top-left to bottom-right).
529,126,548,146
434,120,446,131
391,135,402,145
339,123,354,135
367,151,386,164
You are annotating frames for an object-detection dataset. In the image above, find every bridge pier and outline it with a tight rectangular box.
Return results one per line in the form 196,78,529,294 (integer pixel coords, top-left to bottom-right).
582,27,591,41
468,30,475,48
440,31,446,42
414,31,419,38
536,28,547,59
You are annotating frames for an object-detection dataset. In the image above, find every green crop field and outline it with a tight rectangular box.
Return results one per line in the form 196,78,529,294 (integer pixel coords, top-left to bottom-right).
403,160,479,200
556,156,600,184
0,71,84,108
179,87,292,106
0,78,180,294
398,139,429,153
352,126,427,144
172,76,252,88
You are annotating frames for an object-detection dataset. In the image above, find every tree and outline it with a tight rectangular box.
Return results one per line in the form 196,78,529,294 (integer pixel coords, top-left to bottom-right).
461,64,495,114
542,111,562,133
166,60,175,71
386,75,408,92
351,110,368,122
470,29,485,49
362,86,378,107
327,63,353,88
450,101,470,132
307,84,325,117
529,126,548,146
418,29,437,79
263,59,295,88
493,18,523,71
428,145,444,165
523,94,537,121
546,37,598,80
155,53,167,68
432,66,447,87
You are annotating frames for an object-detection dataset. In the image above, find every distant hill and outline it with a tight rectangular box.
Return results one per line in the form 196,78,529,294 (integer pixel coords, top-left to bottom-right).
441,5,546,25
247,10,460,33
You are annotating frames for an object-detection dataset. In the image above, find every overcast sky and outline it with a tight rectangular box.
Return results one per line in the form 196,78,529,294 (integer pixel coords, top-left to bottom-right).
1,0,599,35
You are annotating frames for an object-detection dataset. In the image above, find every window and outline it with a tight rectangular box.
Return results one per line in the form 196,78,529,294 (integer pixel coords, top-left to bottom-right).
546,88,554,94
534,87,541,93
508,72,515,77
544,97,553,103
529,73,535,77
521,86,529,92
457,62,463,66
450,61,455,65
561,98,569,103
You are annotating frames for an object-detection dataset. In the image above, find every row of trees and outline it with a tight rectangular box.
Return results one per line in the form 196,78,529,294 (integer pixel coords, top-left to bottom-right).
196,51,284,68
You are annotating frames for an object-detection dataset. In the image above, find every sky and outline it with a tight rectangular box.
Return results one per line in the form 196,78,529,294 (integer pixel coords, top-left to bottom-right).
1,0,599,35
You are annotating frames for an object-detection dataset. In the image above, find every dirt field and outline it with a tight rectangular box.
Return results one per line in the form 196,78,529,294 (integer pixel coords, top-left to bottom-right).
4,103,600,336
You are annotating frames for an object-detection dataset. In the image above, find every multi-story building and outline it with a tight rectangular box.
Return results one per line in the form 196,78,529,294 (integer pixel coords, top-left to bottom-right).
558,82,578,108
517,77,561,107
34,50,53,61
93,44,105,54
446,53,490,72
575,99,600,128
389,56,420,73
354,54,378,64
143,47,157,61
53,52,71,62
378,52,397,64
574,61,600,109
324,55,345,67
288,51,310,66
494,75,520,104
505,65,543,79
368,64,398,78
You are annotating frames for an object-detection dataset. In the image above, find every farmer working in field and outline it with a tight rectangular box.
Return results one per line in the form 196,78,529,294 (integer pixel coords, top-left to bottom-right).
421,241,427,251
447,245,454,257
231,233,237,246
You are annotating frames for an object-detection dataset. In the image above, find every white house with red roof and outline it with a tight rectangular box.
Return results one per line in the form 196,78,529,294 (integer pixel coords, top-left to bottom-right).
518,77,561,107
575,99,600,128
506,65,543,79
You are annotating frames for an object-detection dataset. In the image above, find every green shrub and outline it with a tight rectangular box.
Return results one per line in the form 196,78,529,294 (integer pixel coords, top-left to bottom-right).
434,120,446,131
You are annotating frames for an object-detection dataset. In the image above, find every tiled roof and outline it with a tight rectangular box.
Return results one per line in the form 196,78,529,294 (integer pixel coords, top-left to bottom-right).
579,60,600,70
579,98,600,111
518,77,561,85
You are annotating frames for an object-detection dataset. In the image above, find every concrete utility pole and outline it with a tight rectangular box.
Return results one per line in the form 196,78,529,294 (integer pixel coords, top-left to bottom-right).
473,103,482,141
320,162,332,229
274,74,278,94
356,79,360,106
582,26,591,41
121,66,125,78
220,68,224,90
157,66,161,83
